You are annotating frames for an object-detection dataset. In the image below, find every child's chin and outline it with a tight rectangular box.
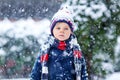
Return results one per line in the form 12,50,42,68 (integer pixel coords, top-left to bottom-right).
59,39,67,41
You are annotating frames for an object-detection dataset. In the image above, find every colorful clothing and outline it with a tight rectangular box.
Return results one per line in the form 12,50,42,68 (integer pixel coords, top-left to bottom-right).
30,34,88,80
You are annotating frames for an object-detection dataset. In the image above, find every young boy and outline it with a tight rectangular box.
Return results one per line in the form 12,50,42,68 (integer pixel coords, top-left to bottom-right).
30,6,88,80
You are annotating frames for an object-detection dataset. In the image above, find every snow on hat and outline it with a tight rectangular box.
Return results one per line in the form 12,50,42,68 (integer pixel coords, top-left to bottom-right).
50,6,75,35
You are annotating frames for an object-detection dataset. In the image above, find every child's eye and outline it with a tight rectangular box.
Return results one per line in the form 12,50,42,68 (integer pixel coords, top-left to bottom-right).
64,28,68,30
56,27,60,30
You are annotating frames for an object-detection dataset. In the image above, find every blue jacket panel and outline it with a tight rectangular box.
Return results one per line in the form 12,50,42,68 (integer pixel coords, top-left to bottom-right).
30,56,42,80
31,47,88,80
48,48,76,80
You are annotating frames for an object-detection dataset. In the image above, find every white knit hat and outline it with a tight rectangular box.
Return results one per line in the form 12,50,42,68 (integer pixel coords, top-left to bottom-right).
50,6,75,35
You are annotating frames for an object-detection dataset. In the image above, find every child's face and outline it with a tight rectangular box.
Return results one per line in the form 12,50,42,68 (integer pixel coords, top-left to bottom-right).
53,22,72,41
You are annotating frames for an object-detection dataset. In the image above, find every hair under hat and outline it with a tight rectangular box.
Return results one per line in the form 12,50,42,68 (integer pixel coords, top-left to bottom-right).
50,6,75,35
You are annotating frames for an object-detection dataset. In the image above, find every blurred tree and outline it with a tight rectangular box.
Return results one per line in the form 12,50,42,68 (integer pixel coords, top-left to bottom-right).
64,0,120,79
0,33,40,78
105,0,120,72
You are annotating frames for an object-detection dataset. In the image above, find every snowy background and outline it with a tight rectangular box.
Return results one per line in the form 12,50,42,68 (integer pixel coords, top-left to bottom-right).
0,0,120,80
0,18,120,80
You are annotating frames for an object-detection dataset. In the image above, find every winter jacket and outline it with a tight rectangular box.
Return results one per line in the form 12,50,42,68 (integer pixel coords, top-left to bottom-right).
30,37,88,80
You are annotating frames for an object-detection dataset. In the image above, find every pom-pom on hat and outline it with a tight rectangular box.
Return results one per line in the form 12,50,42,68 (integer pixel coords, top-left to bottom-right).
50,6,75,35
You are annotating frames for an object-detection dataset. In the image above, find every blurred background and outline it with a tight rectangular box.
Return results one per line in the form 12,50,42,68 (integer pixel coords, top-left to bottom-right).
0,0,120,80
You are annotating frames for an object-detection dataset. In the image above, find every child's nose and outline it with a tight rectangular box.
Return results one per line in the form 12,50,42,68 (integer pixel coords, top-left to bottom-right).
60,29,64,33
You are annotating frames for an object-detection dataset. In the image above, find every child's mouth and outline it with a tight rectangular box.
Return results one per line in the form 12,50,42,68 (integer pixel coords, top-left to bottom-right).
59,35,64,37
